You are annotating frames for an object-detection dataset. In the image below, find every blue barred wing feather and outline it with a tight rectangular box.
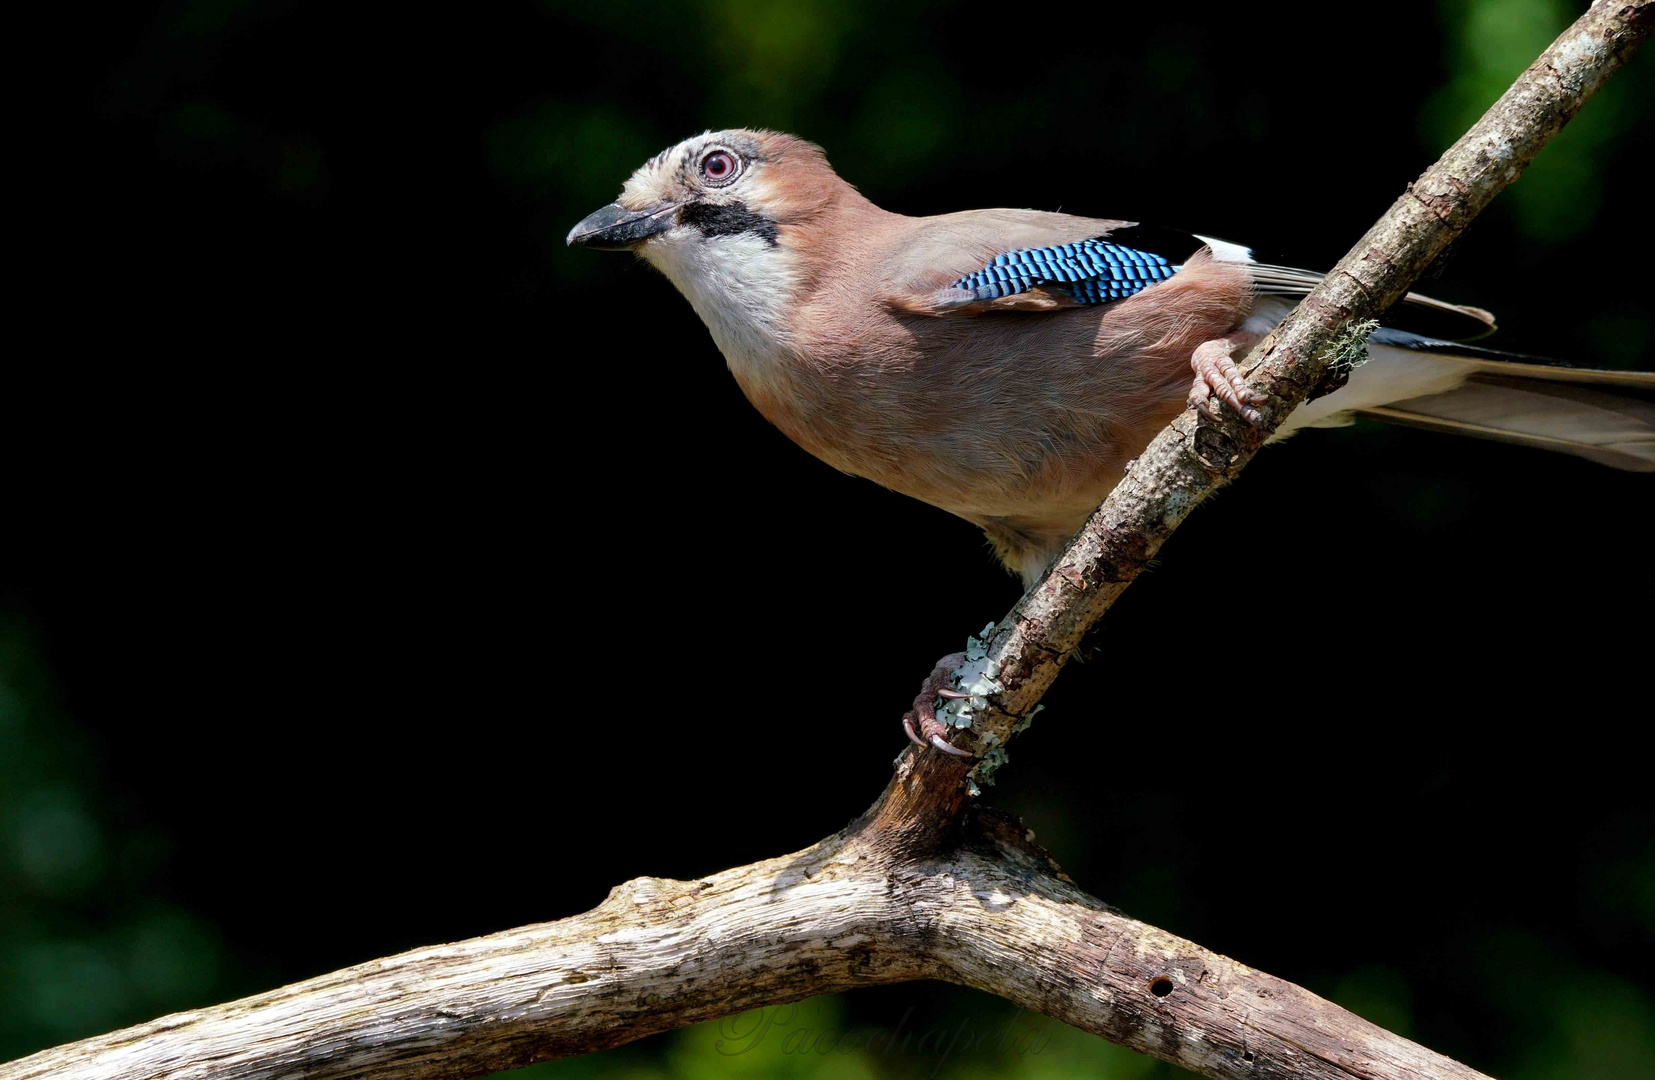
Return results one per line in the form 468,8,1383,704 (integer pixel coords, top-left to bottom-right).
949,238,1181,305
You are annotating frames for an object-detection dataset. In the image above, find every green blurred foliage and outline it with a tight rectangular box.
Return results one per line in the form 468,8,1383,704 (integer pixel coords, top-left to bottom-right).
495,994,1196,1080
1423,0,1643,242
0,617,227,1061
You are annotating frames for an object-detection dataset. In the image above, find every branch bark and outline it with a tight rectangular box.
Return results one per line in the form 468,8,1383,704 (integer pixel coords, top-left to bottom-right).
1,812,1493,1080
7,4,1648,1079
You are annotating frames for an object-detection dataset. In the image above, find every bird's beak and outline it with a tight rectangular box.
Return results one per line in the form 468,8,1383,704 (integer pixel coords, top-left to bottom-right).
566,202,677,250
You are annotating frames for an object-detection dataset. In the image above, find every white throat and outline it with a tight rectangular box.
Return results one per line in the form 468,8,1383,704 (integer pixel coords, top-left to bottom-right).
643,232,797,380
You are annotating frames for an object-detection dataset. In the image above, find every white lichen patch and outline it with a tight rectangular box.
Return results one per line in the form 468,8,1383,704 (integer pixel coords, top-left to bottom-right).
1553,33,1609,91
1319,318,1380,377
937,624,1002,732
929,624,1049,795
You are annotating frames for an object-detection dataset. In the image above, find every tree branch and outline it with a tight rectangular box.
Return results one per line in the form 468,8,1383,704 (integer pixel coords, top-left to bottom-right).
0,812,1494,1080
7,4,1648,1079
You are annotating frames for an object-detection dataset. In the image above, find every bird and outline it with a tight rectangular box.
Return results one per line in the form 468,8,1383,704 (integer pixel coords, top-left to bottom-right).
567,128,1655,754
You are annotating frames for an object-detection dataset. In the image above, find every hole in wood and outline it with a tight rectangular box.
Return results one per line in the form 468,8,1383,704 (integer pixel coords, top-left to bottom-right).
1150,977,1174,997
1244,1051,1256,1061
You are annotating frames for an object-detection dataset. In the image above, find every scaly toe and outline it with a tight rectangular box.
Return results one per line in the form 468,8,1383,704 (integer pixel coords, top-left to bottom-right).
900,651,975,756
1190,338,1267,426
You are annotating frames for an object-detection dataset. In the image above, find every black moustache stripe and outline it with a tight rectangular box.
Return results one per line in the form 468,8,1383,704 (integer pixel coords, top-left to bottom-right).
680,201,780,246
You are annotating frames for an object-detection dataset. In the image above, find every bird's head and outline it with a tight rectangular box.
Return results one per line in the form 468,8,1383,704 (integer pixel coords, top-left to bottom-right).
566,128,836,255
567,130,859,362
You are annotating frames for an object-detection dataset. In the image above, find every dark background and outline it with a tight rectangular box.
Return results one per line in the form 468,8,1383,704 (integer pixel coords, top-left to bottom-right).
5,1,1653,1077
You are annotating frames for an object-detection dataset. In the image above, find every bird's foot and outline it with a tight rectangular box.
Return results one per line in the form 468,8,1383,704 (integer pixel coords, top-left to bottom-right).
1188,336,1267,425
902,651,976,758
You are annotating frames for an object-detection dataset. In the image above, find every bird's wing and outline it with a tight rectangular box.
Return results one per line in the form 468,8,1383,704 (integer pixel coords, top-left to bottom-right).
885,219,1208,314
1364,328,1655,387
1251,265,1496,340
886,216,1498,339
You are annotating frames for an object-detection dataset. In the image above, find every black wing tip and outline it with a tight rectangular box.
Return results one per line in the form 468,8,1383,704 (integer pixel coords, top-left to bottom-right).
1100,223,1208,265
1370,329,1571,367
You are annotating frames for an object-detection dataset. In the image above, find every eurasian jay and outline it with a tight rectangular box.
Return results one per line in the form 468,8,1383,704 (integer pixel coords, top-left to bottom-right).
568,129,1655,753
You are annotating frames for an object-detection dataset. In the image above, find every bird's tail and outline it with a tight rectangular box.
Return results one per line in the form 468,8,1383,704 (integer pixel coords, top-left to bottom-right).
1361,372,1655,472
1281,329,1655,472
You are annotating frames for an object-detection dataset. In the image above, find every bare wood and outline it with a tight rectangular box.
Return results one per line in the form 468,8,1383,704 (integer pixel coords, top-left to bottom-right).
0,813,1491,1080
8,4,1648,1080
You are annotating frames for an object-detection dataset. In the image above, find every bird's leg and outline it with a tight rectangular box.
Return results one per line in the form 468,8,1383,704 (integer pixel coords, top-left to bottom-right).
901,651,976,757
1188,334,1268,425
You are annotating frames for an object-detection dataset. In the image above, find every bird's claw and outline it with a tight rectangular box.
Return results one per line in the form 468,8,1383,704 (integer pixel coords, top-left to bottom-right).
902,652,977,758
929,732,975,757
1189,337,1267,425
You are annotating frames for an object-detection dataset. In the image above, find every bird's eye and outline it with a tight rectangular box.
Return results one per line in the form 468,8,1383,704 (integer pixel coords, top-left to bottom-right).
700,150,739,185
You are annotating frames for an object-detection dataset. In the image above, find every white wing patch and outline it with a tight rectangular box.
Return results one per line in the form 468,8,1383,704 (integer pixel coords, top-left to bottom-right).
1194,235,1255,264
